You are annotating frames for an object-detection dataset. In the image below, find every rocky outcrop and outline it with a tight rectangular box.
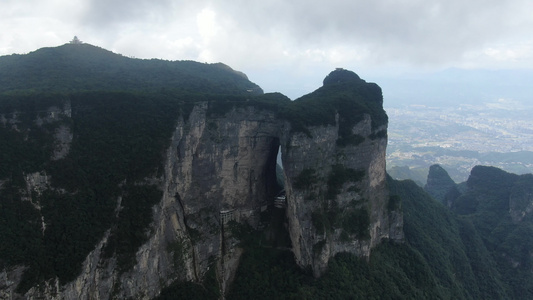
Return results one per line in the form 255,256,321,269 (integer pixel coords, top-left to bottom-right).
425,164,459,207
0,266,26,300
51,125,73,160
2,69,403,299
120,102,284,297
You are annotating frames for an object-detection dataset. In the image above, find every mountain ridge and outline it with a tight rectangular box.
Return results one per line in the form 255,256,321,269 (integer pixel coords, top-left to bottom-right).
0,43,262,95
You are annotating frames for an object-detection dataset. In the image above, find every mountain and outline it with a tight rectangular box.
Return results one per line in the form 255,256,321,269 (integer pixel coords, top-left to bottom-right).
0,44,399,299
452,166,533,299
0,43,262,95
387,165,427,186
3,43,533,300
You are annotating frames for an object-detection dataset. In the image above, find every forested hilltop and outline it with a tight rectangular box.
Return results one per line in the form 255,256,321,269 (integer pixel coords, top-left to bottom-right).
0,43,262,95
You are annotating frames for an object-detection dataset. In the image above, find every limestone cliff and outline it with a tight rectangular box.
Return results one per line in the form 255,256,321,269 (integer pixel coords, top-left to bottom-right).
282,70,403,276
0,69,402,299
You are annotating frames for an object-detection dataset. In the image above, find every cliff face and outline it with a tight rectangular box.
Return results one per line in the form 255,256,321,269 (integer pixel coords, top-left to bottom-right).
11,103,283,299
0,69,402,299
161,103,283,295
283,114,402,276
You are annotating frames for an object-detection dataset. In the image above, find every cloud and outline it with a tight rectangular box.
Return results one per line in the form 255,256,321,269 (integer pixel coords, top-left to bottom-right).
80,0,174,28
1,0,533,94
202,0,533,66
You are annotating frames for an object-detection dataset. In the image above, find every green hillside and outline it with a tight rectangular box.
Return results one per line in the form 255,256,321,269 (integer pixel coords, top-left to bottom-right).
282,68,387,141
0,43,262,95
453,166,533,299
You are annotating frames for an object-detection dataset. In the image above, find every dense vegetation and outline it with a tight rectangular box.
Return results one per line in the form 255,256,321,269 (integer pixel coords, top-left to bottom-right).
221,159,533,299
157,168,522,299
0,91,190,290
424,164,460,205
0,44,262,95
218,174,517,299
1,44,386,140
0,89,291,290
162,166,527,299
451,166,533,299
204,68,387,141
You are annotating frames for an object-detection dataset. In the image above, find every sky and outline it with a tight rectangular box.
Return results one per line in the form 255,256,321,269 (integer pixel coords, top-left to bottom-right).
1,0,533,99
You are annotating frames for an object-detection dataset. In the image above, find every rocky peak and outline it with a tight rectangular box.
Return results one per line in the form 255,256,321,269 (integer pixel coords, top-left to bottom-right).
323,68,362,86
425,164,458,206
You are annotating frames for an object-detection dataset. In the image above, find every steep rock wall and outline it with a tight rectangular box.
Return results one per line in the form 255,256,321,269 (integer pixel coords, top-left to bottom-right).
2,69,403,299
282,114,402,276
19,103,283,299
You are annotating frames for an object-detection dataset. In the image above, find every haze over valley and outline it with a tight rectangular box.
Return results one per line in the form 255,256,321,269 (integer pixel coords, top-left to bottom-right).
383,69,533,183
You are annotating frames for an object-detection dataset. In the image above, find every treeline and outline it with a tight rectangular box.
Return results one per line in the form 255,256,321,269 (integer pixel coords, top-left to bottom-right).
281,70,387,140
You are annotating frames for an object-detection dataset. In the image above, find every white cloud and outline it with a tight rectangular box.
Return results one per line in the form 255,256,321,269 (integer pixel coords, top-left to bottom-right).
1,0,533,98
196,8,218,41
484,43,533,63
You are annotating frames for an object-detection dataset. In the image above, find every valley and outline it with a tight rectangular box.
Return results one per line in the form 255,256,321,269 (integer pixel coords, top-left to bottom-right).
386,99,533,183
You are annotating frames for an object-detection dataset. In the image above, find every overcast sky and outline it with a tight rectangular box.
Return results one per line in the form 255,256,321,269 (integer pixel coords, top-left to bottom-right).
1,0,532,98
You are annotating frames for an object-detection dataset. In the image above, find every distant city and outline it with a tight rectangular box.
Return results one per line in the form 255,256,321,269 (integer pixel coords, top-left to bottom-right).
385,99,533,183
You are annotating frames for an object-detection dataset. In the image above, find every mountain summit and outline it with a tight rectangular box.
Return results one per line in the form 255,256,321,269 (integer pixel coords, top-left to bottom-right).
323,68,361,86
